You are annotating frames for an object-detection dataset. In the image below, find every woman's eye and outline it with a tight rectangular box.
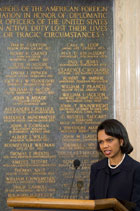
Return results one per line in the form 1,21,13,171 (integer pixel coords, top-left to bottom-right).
98,140,103,144
107,139,113,142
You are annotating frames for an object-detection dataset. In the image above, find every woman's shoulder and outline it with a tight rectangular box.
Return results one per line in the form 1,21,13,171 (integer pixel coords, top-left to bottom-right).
91,157,107,170
124,154,140,170
126,154,140,164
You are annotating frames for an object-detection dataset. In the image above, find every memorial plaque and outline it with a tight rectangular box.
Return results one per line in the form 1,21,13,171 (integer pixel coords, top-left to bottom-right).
0,0,114,210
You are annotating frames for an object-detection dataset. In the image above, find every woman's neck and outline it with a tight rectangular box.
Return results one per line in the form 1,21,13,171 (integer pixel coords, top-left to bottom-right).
109,153,125,166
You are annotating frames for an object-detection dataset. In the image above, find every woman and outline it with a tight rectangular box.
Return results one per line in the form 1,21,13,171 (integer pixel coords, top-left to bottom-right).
89,119,140,210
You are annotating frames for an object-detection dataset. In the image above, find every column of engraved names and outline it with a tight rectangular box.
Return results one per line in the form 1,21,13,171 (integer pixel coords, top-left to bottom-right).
0,2,113,201
3,42,56,198
58,41,109,198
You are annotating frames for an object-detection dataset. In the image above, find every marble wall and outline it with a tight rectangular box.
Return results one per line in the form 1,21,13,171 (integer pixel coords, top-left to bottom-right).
115,0,140,161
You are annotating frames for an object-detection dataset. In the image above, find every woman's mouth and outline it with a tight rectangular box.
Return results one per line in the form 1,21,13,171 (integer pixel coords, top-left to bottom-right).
104,150,111,156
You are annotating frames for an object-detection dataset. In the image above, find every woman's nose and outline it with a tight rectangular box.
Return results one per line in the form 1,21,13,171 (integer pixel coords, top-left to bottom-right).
103,142,109,148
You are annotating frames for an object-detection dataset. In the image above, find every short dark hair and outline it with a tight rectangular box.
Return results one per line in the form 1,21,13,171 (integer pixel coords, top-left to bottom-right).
96,119,133,154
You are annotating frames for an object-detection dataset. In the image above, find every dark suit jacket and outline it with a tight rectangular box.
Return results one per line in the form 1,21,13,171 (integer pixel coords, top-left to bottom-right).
89,155,140,211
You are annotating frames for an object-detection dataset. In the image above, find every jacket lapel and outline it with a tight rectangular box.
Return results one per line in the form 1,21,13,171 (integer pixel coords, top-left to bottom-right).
97,158,110,198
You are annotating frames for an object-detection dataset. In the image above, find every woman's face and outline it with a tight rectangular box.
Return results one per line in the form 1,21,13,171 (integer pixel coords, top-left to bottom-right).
97,129,123,159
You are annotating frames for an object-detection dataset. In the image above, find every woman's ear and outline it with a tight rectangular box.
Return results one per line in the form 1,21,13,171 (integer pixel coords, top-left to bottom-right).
120,139,124,146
